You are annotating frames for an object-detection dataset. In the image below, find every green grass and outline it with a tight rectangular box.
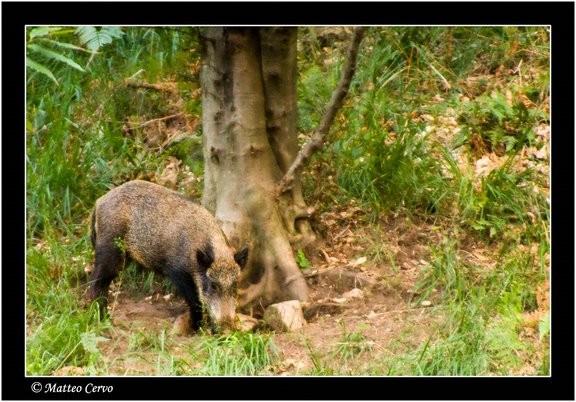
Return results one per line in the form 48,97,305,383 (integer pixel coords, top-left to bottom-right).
26,231,110,375
335,327,373,361
440,148,548,241
299,27,549,219
400,240,547,376
132,331,278,376
191,332,278,375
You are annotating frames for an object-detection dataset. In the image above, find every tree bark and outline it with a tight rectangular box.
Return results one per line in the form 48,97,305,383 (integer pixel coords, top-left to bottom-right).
260,28,316,250
200,27,309,310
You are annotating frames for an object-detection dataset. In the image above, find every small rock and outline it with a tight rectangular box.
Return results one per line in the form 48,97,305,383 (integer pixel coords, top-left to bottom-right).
421,300,432,307
172,312,191,336
163,293,173,301
342,288,364,300
475,156,491,177
366,310,380,320
263,300,306,332
332,297,347,304
237,313,258,332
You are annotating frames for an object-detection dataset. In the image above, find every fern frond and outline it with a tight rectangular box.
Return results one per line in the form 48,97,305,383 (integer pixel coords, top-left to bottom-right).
38,38,91,53
75,26,124,53
27,44,85,72
28,27,66,40
26,57,58,85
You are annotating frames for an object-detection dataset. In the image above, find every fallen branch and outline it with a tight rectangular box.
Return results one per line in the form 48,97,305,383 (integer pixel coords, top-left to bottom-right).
276,27,366,195
125,79,177,94
126,113,184,130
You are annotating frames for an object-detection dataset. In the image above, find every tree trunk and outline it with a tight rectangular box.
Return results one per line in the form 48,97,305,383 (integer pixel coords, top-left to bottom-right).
199,27,312,310
260,28,317,251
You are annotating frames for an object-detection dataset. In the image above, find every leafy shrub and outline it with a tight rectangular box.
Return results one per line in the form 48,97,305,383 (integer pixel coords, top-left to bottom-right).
458,92,546,154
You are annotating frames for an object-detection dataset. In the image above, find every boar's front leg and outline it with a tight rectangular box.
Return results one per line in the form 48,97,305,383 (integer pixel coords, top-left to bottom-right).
167,267,204,332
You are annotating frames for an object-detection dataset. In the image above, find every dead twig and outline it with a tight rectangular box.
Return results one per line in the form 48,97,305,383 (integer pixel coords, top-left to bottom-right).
127,113,184,130
125,79,177,94
333,224,351,241
276,27,366,196
319,248,331,263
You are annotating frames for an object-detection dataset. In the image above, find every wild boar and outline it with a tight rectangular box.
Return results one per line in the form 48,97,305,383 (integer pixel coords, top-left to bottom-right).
87,180,248,332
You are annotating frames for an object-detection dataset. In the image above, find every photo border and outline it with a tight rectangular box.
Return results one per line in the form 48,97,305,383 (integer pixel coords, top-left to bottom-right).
3,1,573,400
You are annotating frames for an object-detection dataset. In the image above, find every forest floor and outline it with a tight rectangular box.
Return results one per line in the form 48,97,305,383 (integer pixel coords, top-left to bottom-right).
55,191,548,376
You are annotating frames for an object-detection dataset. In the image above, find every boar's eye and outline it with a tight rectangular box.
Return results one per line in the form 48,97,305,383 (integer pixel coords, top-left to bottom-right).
234,246,249,269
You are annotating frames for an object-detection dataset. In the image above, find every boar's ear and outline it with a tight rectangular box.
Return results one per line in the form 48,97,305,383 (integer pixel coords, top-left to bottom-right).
196,243,214,270
234,246,249,269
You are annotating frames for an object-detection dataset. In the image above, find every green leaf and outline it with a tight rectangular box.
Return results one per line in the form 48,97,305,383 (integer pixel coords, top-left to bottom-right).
38,38,90,53
28,27,64,39
296,249,311,270
538,315,550,340
26,57,58,85
489,226,497,238
80,332,108,355
27,44,85,72
504,136,517,152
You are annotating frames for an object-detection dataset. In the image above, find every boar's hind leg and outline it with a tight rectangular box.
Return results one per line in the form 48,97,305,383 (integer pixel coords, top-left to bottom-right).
87,239,124,316
167,268,203,332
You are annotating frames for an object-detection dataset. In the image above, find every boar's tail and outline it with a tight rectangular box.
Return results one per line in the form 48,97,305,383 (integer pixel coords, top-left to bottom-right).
90,210,97,247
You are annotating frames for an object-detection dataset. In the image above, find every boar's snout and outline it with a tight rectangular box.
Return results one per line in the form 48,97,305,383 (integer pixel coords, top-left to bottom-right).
206,296,238,333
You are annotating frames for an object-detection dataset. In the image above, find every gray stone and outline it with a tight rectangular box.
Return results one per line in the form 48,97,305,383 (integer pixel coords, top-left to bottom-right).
342,288,364,300
264,300,306,332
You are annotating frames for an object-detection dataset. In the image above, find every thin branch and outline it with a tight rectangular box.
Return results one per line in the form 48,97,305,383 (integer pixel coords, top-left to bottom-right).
126,113,184,130
125,79,178,94
276,27,366,195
